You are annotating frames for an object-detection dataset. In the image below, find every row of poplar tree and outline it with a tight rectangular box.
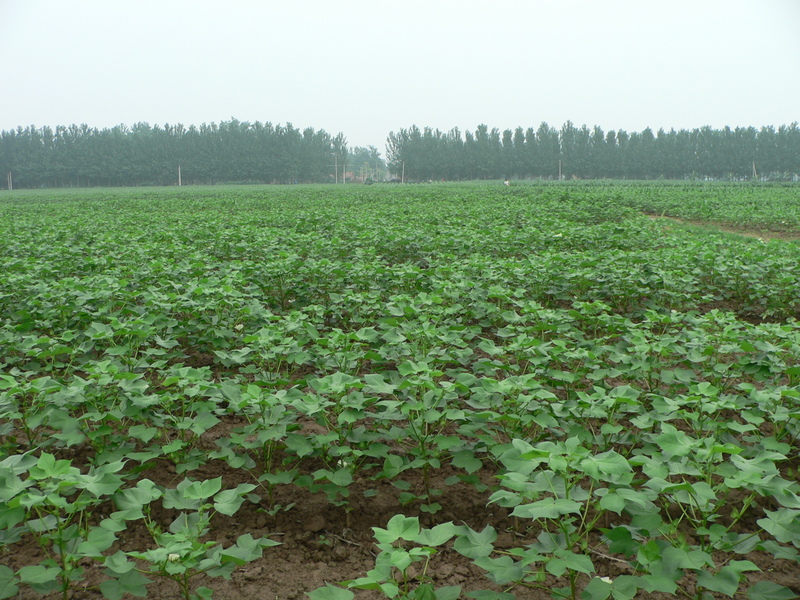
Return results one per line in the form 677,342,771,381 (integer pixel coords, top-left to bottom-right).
0,120,352,188
386,122,800,181
2,119,799,188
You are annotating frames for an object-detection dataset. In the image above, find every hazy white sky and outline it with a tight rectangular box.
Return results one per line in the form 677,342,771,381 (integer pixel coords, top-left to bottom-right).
1,0,798,150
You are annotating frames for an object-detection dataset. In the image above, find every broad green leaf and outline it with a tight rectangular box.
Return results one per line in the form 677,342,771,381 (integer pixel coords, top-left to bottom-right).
374,515,420,544
599,491,626,514
451,450,482,474
184,477,223,500
748,582,799,600
466,592,516,600
434,586,462,600
213,484,257,516
127,424,158,443
582,576,613,600
363,373,397,394
758,509,800,545
555,550,594,574
413,583,436,600
453,525,496,559
99,569,151,600
220,534,273,564
580,450,633,484
0,566,18,599
18,564,60,585
77,526,117,556
113,479,162,520
103,551,136,575
696,566,741,596
659,545,714,573
285,433,315,457
473,555,524,585
603,527,638,558
329,468,353,487
511,497,581,520
416,522,456,547
306,584,355,600
84,465,125,497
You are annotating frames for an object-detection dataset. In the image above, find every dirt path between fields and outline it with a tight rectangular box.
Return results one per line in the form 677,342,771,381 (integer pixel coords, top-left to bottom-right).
645,213,800,242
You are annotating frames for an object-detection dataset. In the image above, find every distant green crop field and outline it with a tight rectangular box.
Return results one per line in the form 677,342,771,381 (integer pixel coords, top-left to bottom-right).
1,183,799,599
565,180,800,231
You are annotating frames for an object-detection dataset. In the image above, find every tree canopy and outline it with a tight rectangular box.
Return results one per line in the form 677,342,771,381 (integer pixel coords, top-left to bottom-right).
0,120,344,188
2,119,798,188
386,122,800,181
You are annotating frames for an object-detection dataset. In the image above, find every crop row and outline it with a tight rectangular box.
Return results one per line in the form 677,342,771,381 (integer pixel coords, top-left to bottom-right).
1,183,799,599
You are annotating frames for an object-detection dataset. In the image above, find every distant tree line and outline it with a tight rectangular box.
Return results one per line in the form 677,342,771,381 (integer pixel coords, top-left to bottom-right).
3,119,799,188
386,122,800,181
0,120,351,188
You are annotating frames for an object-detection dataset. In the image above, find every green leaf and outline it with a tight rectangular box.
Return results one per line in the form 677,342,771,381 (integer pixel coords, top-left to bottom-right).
599,491,626,514
113,479,162,520
758,540,799,562
696,566,741,596
555,549,594,574
374,515,420,543
188,411,220,435
758,509,800,545
398,361,419,376
473,555,524,585
213,484,257,516
603,527,638,558
161,439,185,454
220,533,278,565
162,480,202,511
18,564,60,585
660,546,713,571
385,548,413,573
363,373,397,394
434,585,462,600
84,466,125,497
0,504,25,529
99,569,151,600
747,582,799,600
381,454,406,478
413,583,437,600
582,576,612,600
653,425,694,457
416,522,456,547
77,526,117,556
330,468,353,487
103,551,136,575
453,525,496,559
610,576,644,600
0,566,18,599
451,450,482,474
184,477,223,499
467,592,516,600
285,433,315,457
580,450,633,484
511,497,581,519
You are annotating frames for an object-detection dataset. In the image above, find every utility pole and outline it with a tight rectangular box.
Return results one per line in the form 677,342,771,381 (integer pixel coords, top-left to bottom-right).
7,171,11,191
558,160,562,181
752,161,758,180
178,165,182,186
334,154,338,184
401,161,405,184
